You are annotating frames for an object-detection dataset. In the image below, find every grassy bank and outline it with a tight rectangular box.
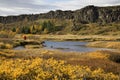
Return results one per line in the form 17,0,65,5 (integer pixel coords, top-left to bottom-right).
87,41,120,49
0,38,44,49
15,34,120,41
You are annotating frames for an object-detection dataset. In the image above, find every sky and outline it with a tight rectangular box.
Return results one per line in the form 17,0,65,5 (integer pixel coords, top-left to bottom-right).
0,0,120,16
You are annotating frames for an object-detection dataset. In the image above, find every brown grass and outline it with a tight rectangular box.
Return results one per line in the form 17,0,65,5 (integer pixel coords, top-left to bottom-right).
14,34,120,41
0,42,13,49
87,41,120,49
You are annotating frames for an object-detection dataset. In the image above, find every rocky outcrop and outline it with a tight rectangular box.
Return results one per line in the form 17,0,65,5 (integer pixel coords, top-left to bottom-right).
98,6,120,23
39,10,74,19
0,5,120,24
74,5,120,23
0,14,40,24
74,5,99,23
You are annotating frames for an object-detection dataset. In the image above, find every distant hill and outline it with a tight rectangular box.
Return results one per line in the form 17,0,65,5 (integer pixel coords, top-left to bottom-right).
0,5,120,24
0,5,120,36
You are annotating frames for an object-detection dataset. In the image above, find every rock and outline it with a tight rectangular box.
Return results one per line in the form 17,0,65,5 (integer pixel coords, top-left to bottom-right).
74,5,120,23
0,5,120,24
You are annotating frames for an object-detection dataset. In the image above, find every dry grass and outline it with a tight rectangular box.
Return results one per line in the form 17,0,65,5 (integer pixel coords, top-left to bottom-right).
0,50,15,59
87,41,120,49
0,42,13,49
85,51,109,59
0,31,16,38
14,34,120,41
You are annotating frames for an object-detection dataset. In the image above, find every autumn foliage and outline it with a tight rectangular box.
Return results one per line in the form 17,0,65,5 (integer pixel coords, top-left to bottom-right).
0,57,119,80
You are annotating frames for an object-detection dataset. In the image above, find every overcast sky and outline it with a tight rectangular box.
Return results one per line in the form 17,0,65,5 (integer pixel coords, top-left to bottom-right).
0,0,120,16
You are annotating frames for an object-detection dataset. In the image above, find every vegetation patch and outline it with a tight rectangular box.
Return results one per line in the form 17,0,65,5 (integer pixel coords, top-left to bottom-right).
0,42,13,49
0,56,119,80
25,45,43,49
107,51,120,63
0,31,16,38
87,41,120,49
13,40,44,48
86,51,109,59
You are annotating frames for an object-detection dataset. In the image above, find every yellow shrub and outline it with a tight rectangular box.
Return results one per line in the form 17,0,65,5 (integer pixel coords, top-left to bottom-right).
0,58,119,80
5,44,13,49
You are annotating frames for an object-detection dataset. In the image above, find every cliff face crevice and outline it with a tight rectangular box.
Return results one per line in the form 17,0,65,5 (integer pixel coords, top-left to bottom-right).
74,5,99,23
0,5,120,24
97,6,120,23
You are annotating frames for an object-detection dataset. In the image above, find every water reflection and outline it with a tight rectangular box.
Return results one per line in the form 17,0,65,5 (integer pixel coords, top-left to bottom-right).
44,41,114,52
14,46,25,50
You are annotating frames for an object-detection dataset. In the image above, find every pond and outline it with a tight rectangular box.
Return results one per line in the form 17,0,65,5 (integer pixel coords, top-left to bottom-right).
14,40,115,52
43,41,114,52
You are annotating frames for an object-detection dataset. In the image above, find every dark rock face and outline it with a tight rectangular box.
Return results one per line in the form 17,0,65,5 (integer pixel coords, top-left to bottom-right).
39,10,74,19
74,5,120,23
74,5,99,23
98,6,120,23
0,5,120,24
0,14,40,24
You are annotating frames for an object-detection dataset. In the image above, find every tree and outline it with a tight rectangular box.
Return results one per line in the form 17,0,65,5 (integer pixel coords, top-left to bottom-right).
36,25,43,33
21,26,30,34
30,25,37,34
12,27,16,32
42,21,55,33
42,21,47,31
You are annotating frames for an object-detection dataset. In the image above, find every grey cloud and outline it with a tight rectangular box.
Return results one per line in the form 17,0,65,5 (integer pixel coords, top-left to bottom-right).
0,0,120,16
54,0,120,10
0,0,59,16
0,0,58,9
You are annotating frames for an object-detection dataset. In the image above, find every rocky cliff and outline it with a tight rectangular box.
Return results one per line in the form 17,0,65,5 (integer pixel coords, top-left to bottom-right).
74,5,120,23
0,5,120,24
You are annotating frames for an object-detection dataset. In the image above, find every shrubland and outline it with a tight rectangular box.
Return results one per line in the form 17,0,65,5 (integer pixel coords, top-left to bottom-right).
1,19,120,35
0,51,119,80
0,49,119,80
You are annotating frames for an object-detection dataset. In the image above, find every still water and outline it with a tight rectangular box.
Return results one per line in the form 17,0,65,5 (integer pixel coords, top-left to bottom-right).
43,41,113,52
14,46,25,50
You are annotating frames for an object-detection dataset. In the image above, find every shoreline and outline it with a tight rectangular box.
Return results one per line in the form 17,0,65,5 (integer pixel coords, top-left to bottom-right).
15,34,120,41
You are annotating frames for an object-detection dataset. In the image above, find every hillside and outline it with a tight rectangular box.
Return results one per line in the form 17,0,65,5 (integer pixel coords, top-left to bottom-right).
0,5,120,35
